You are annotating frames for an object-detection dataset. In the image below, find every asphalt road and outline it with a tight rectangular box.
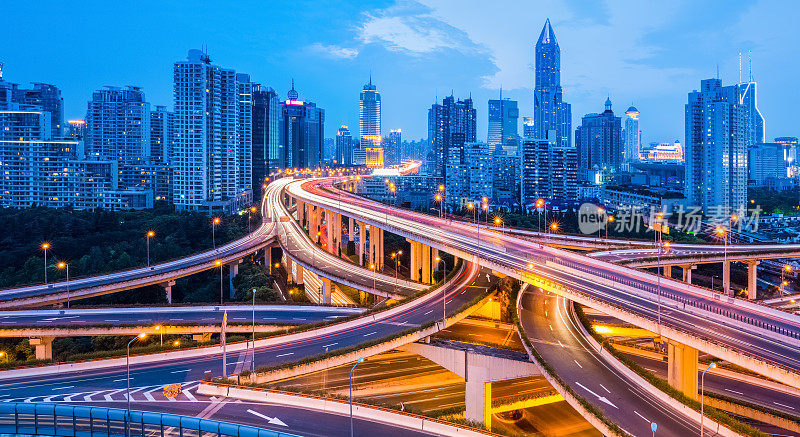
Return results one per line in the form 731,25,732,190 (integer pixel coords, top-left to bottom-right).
0,305,363,328
0,262,486,436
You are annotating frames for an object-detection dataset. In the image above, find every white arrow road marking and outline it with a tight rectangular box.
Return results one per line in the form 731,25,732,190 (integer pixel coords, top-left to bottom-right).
634,411,649,422
247,409,287,427
574,382,617,409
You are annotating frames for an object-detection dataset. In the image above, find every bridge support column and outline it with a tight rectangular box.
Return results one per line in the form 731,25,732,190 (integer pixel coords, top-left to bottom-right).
30,337,54,360
746,260,760,300
432,249,439,271
663,265,672,279
723,261,731,296
465,371,492,428
193,333,212,343
229,261,240,299
161,280,176,304
408,239,422,282
681,264,694,284
422,244,432,284
370,227,384,270
357,221,366,266
348,217,354,242
297,200,304,224
321,277,332,305
667,340,699,400
285,257,294,284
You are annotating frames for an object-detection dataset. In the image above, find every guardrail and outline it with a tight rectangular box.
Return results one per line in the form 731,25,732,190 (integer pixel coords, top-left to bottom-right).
0,402,300,437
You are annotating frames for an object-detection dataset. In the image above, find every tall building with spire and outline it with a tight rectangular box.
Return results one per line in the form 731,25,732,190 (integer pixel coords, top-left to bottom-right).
279,80,324,169
533,19,571,147
488,90,519,155
359,76,381,148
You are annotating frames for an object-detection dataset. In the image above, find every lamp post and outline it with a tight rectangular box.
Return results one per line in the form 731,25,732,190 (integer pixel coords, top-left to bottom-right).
212,217,221,249
155,325,162,346
41,243,50,284
215,260,223,304
535,199,545,233
606,216,614,239
715,225,728,295
390,250,403,292
435,194,443,218
350,357,364,437
146,231,155,266
252,287,256,374
597,207,605,239
126,332,146,437
482,197,489,224
781,265,793,296
657,241,671,336
494,216,504,234
248,206,257,233
57,262,70,308
369,264,376,296
435,256,446,326
700,362,717,437
438,185,445,218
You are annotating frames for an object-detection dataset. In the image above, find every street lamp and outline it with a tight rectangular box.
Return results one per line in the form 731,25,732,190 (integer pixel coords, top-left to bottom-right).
248,206,257,233
215,260,224,304
715,225,728,295
597,207,605,238
657,241,671,336
41,243,50,284
369,264,377,296
781,264,793,296
212,217,221,249
606,216,614,239
435,256,446,326
57,262,70,308
435,194,443,218
438,185,445,218
390,251,403,292
494,216,504,234
550,222,559,233
0,351,6,363
700,362,717,437
126,332,146,437
350,357,365,437
155,325,162,346
146,231,155,266
482,197,489,224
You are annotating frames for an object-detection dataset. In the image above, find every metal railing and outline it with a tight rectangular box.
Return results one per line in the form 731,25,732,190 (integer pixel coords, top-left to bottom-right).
0,402,301,437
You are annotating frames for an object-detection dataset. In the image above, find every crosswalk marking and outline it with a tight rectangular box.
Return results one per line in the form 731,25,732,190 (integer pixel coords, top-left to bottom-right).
4,381,204,404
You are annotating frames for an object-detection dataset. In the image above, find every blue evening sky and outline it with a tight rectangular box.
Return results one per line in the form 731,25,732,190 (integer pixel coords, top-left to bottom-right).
2,1,797,144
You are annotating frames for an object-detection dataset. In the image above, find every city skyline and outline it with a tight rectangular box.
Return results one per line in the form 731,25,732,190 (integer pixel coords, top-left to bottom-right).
2,1,797,144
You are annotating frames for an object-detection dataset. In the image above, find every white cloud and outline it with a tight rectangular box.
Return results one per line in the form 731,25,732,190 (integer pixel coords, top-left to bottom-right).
308,43,359,60
358,2,487,56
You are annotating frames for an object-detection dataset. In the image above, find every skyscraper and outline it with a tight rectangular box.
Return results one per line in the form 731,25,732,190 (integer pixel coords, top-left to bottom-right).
738,80,765,148
521,130,577,205
623,105,641,162
335,125,353,166
533,19,572,147
85,86,151,163
488,95,519,155
251,85,280,192
149,105,173,164
359,77,381,149
428,95,476,181
575,98,622,183
236,73,254,200
280,81,324,169
684,78,748,214
172,49,251,213
384,129,402,166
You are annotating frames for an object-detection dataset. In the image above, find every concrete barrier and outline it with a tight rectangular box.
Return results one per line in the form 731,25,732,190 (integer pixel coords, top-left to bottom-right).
568,299,740,437
198,383,495,437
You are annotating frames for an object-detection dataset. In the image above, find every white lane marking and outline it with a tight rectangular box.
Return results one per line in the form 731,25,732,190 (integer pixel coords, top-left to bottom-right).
170,369,190,374
573,360,583,369
247,409,287,427
424,310,433,315
724,388,744,395
558,340,565,348
363,331,377,337
276,352,294,358
574,382,617,409
548,324,553,331
774,401,795,410
599,384,611,394
322,343,338,348
104,319,120,322
51,386,74,391
113,378,127,382
183,388,197,402
634,411,649,422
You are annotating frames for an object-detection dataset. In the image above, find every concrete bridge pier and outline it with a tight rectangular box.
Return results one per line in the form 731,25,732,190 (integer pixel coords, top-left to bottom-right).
746,260,760,300
357,221,366,266
680,264,695,284
193,333,212,343
407,239,422,282
667,340,699,400
348,217,354,243
321,277,332,305
663,265,672,279
369,226,384,270
421,244,431,284
30,336,54,360
229,260,241,299
162,280,176,304
325,209,335,254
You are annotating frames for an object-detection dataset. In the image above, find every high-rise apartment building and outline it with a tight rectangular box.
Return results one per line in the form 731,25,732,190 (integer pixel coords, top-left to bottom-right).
623,105,641,162
149,105,173,164
533,19,571,147
236,74,254,200
383,129,402,166
335,125,353,166
172,49,251,213
252,85,280,192
684,78,748,213
0,76,64,139
446,142,492,207
428,95,476,181
279,81,324,169
575,98,622,183
522,117,535,139
521,130,577,205
488,96,519,155
748,142,788,187
85,86,150,163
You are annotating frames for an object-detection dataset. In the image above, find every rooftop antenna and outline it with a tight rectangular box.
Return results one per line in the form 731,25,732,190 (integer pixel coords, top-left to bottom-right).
748,49,753,82
738,51,742,85
716,64,719,80
369,70,372,86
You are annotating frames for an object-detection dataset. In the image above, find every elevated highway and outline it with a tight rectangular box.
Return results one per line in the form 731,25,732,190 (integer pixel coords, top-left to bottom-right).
285,177,800,390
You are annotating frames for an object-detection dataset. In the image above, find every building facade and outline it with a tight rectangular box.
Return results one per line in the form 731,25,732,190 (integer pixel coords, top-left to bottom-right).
488,97,519,155
85,86,150,163
533,19,572,147
684,78,748,213
149,105,173,164
335,125,353,166
623,105,641,162
279,82,324,170
428,95,476,181
575,98,622,183
521,131,577,205
251,85,280,193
